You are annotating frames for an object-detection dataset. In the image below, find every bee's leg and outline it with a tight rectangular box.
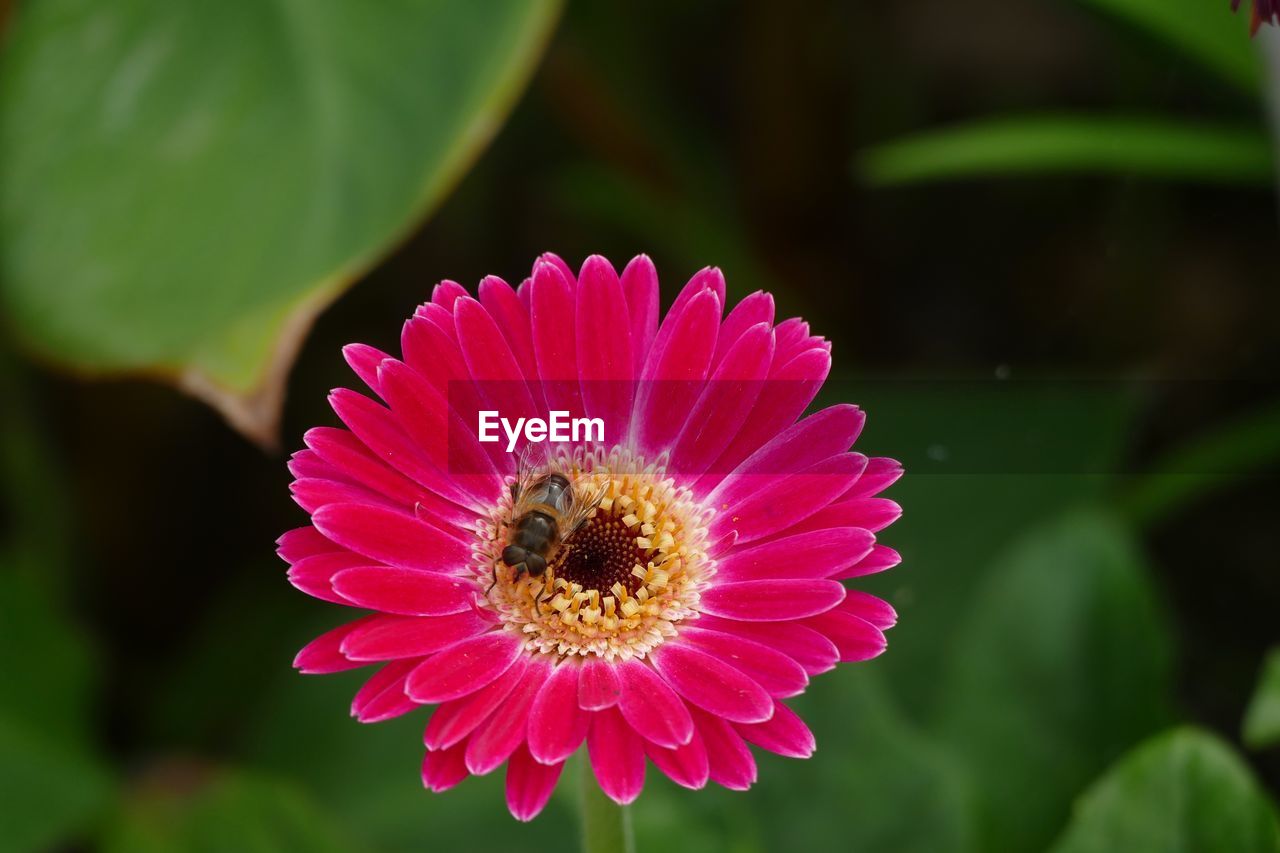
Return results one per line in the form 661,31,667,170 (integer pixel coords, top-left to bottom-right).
486,562,501,596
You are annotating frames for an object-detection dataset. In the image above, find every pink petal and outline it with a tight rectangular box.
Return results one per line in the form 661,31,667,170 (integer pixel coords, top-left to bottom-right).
670,267,726,317
711,454,869,545
633,288,721,453
695,347,831,494
617,659,694,748
340,611,495,661
424,656,530,750
351,658,420,723
699,579,846,622
479,276,541,392
527,661,590,765
312,503,470,574
690,707,756,791
287,551,367,605
588,706,646,805
645,727,709,790
707,405,866,507
675,627,808,698
293,617,376,674
650,642,772,723
712,291,775,372
773,496,902,538
621,254,659,373
290,477,396,514
803,610,887,662
421,742,469,792
506,744,564,822
287,448,342,483
342,343,391,394
714,527,876,582
304,427,439,511
735,701,815,758
530,261,585,417
375,359,504,500
330,567,474,617
837,590,897,629
405,632,522,704
670,323,774,478
465,659,550,775
277,526,340,564
576,255,635,436
847,456,904,499
454,296,540,422
537,251,576,288
432,280,467,310
578,657,622,710
695,616,839,675
833,544,902,580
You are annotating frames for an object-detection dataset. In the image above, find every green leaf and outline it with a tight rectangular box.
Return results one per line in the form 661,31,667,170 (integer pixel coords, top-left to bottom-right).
1244,647,1280,750
1076,0,1261,93
1050,728,1280,853
0,0,561,445
859,116,1273,187
0,572,111,852
938,510,1175,852
101,768,357,853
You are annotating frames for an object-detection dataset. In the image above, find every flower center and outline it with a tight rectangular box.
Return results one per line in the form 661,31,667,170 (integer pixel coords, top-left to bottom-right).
475,446,712,661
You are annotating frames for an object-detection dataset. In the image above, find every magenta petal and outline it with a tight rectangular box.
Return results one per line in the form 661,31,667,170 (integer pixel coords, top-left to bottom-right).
617,659,695,748
465,659,550,775
633,288,721,453
848,456,904,499
304,427,436,510
293,617,375,674
432,280,468,310
650,642,773,723
311,503,470,573
351,658,420,723
331,567,473,617
528,661,590,765
479,276,541,391
506,744,564,822
712,291,775,372
670,322,774,478
530,260,585,416
645,727,709,790
620,254,659,373
676,627,808,698
405,632,522,704
421,742,470,792
695,616,840,675
690,707,756,791
803,610,887,662
712,454,869,545
290,477,395,514
671,266,726,317
287,550,367,605
714,527,876,582
576,255,635,434
834,544,902,579
588,706,646,805
277,526,340,564
424,656,530,750
699,579,846,622
342,343,391,395
840,497,903,532
578,657,622,710
538,251,576,287
454,296,540,419
839,590,898,629
735,701,815,759
340,611,494,661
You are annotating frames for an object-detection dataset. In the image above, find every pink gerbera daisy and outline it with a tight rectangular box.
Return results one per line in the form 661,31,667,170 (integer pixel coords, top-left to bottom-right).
279,254,902,821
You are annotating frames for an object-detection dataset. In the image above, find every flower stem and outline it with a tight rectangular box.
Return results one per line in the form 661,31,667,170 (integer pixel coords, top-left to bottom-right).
576,752,635,853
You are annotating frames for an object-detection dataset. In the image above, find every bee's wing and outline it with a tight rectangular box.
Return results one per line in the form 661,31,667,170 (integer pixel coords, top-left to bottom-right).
509,446,543,519
562,480,608,536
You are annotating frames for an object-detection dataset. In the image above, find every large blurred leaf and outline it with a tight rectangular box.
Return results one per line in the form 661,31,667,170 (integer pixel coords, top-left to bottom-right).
1244,647,1280,750
859,116,1272,187
101,768,356,853
0,0,560,445
938,511,1175,852
1050,728,1280,853
0,573,111,853
1076,0,1261,93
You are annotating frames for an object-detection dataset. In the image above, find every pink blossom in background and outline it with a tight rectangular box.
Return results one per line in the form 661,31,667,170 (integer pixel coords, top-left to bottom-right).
278,253,902,820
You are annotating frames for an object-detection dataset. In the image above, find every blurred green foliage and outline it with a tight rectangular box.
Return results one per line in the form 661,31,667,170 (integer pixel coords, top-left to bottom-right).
1245,650,1280,751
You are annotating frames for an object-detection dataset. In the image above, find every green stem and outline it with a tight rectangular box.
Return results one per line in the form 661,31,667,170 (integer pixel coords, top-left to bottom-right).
576,752,635,853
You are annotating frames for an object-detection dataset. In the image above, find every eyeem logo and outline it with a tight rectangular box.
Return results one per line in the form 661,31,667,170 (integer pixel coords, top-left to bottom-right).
477,410,605,452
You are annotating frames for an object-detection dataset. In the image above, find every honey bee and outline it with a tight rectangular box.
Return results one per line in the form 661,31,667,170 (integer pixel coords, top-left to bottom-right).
489,450,604,593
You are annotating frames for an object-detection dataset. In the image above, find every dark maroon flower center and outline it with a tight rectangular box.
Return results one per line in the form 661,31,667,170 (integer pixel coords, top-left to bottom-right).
552,512,645,595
